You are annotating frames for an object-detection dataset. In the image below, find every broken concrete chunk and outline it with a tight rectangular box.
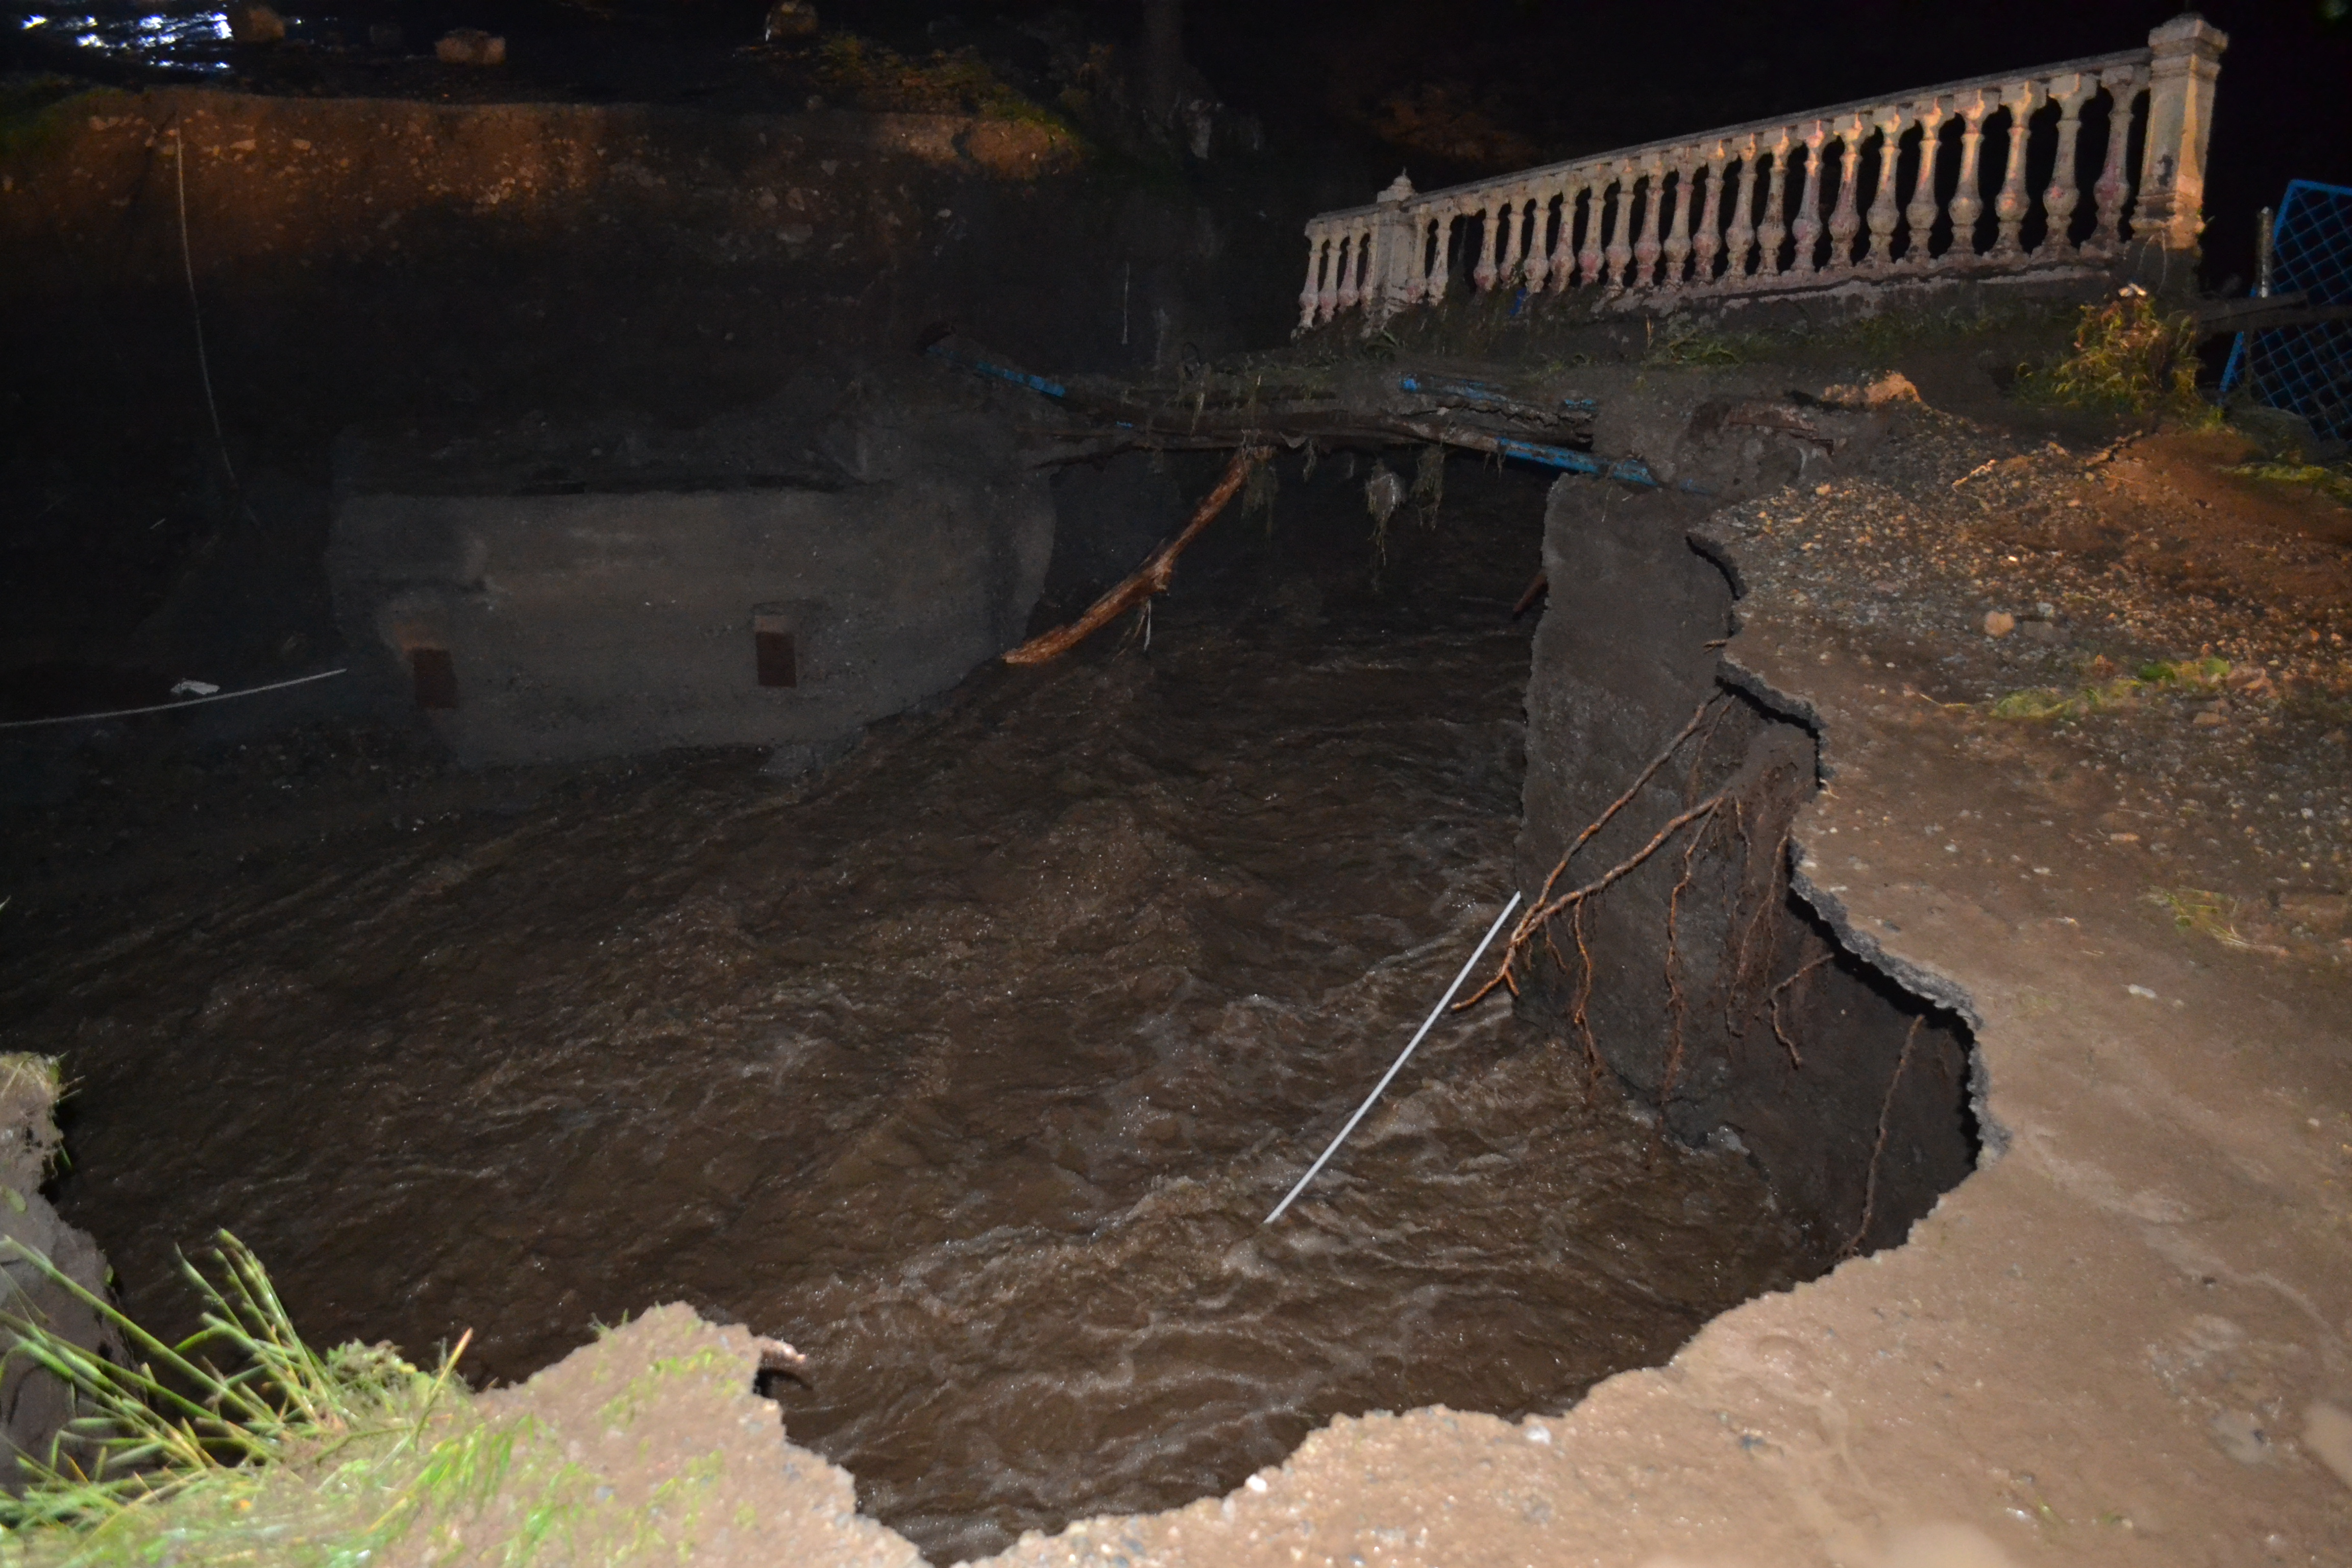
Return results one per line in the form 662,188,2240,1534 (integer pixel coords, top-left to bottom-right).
436,28,507,65
1983,609,2017,638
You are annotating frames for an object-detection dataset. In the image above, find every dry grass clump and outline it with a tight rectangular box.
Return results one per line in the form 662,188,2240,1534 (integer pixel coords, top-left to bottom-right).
1639,321,1763,367
2014,290,2203,417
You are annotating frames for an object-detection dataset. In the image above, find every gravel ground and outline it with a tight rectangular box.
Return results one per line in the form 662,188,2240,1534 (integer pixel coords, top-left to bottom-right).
1713,407,2352,964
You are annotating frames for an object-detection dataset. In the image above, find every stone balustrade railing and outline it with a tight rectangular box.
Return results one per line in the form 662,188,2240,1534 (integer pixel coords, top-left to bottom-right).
1298,16,2225,332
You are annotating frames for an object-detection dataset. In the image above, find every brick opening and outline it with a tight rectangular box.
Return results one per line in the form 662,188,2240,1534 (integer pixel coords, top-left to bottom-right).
754,615,798,689
410,647,458,709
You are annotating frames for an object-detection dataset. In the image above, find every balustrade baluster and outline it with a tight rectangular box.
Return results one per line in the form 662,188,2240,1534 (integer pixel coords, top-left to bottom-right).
1515,190,1546,291
1945,90,1992,262
1336,231,1362,312
1756,132,1792,276
1547,179,1580,290
1990,78,2047,259
1496,189,1528,288
1602,165,1636,287
1724,135,1761,284
1902,99,1948,265
1471,202,1499,290
1425,206,1453,303
1631,157,1667,287
1864,105,1908,266
2090,64,2144,254
1825,113,1867,273
1692,143,1729,286
1661,157,1698,289
1789,121,1828,274
1298,232,1325,330
1579,174,1609,286
2040,73,2095,254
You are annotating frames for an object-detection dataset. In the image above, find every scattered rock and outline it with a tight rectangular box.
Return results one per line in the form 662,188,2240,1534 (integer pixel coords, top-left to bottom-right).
764,1,819,40
1983,609,2016,638
435,28,506,65
225,1,285,43
2225,663,2274,697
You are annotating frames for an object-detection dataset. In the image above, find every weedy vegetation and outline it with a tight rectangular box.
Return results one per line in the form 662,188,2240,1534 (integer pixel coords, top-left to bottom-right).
0,1233,586,1568
2221,456,2352,507
1987,656,2235,721
2012,289,2208,419
2146,887,2261,950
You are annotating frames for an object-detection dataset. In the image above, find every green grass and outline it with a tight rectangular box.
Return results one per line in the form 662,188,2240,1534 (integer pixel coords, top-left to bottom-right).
0,1233,587,1568
2222,457,2352,507
1986,656,2232,721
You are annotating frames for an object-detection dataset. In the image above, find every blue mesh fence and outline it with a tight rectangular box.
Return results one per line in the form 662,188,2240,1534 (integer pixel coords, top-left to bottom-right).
2221,180,2352,442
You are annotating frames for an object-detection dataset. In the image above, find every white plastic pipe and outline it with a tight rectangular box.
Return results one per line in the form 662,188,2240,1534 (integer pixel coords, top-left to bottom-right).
1263,890,1524,1226
0,668,347,731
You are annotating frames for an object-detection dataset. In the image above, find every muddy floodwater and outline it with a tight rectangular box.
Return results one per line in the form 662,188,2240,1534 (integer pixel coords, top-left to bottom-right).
6,462,1806,1563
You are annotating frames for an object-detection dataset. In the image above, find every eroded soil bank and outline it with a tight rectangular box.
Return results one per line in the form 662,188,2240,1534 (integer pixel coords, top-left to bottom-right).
3,459,1831,1562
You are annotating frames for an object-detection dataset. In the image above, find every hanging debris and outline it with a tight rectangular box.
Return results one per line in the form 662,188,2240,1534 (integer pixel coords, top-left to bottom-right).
1364,462,1404,526
1241,457,1280,535
1411,443,1447,525
1365,460,1405,563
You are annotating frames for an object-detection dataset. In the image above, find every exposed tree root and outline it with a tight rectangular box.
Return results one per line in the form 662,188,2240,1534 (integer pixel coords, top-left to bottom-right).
1566,902,1602,1090
1843,1015,1922,1258
1461,694,1726,1013
1765,951,1836,1069
1529,694,1722,914
1656,798,1721,1115
1460,790,1729,1010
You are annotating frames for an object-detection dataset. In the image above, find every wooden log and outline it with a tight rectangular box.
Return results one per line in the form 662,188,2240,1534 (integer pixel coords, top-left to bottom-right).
1002,445,1266,667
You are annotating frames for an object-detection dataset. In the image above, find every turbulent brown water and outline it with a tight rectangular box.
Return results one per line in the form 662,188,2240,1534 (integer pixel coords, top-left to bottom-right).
6,460,1804,1563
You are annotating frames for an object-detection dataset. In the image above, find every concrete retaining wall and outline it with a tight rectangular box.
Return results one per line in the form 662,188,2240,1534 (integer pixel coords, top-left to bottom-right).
329,377,1050,766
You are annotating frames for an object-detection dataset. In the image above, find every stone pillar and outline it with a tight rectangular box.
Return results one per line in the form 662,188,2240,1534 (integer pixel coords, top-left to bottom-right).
1366,171,1418,325
2136,14,2227,255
